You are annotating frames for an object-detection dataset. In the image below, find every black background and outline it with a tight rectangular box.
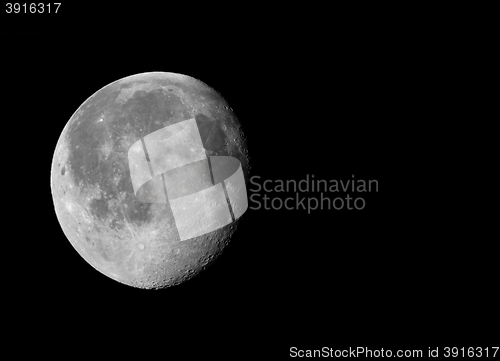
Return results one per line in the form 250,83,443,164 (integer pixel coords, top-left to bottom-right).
3,4,496,355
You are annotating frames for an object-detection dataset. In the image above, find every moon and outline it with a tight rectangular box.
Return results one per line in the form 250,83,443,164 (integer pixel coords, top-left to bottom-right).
50,72,249,289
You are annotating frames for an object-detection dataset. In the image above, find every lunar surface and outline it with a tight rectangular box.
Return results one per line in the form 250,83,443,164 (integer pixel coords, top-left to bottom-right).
50,72,249,289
